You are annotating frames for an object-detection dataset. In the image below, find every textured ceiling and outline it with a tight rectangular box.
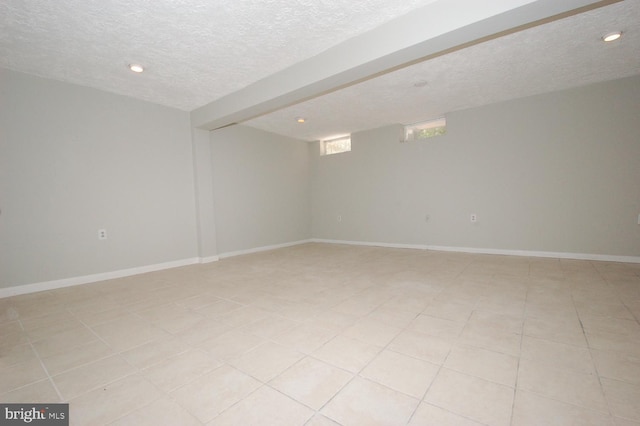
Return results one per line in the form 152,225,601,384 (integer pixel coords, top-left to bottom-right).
0,0,437,111
246,0,640,140
1,0,638,141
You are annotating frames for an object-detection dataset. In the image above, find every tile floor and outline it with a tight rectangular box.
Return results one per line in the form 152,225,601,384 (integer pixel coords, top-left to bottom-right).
1,243,640,425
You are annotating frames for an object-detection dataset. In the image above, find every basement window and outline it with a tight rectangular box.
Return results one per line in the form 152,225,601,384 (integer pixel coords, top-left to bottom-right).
403,117,446,142
321,135,351,156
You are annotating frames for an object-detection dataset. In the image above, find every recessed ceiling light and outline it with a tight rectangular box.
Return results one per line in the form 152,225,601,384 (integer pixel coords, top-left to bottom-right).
602,31,622,42
296,117,306,123
129,64,144,73
414,80,428,88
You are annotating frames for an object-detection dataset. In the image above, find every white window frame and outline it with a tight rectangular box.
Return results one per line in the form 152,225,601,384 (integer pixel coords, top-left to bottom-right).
320,135,351,156
403,117,446,142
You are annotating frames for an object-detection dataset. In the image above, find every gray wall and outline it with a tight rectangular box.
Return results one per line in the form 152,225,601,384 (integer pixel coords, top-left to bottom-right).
0,69,199,287
210,125,311,255
312,75,640,257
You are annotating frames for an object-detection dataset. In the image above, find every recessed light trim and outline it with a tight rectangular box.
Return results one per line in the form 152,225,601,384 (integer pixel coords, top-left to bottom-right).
296,117,306,123
129,64,144,73
602,31,622,42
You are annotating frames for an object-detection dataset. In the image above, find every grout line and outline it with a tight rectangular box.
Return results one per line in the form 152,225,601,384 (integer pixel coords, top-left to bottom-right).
509,282,529,426
16,318,66,403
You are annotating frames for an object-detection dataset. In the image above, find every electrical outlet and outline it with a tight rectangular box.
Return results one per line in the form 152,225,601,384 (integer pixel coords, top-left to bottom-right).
470,214,477,223
337,215,342,223
425,214,430,222
98,229,107,240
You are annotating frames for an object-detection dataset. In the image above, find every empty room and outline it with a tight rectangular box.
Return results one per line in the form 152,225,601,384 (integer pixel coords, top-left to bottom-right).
1,1,640,425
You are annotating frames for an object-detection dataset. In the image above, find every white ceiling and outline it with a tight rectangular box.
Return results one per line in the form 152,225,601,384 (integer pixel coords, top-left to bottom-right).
1,0,638,141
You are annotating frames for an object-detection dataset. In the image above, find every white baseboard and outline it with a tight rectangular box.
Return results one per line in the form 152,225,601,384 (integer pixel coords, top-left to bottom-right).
4,239,637,299
0,258,201,299
311,238,640,263
311,238,425,251
217,239,313,259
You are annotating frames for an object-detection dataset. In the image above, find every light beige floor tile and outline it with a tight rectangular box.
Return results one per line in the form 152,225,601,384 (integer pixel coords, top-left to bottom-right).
615,418,640,426
66,297,123,317
142,349,223,392
523,316,588,347
517,358,608,412
304,414,342,426
422,298,475,323
270,356,353,410
109,396,201,426
52,354,136,400
341,317,402,346
271,323,336,354
120,335,190,369
171,365,261,423
330,298,380,318
13,300,68,320
444,344,518,387
576,301,635,320
512,389,614,426
601,378,640,422
21,311,85,341
238,314,299,339
361,349,439,398
208,385,314,425
0,303,20,324
366,306,418,328
31,327,98,358
42,339,114,375
0,357,48,394
388,329,453,365
69,374,162,426
71,306,131,327
408,314,465,339
0,343,38,368
0,321,29,350
109,397,202,426
408,402,485,426
215,306,271,328
592,349,640,385
176,293,224,310
6,245,640,426
580,316,640,337
174,317,235,346
424,368,514,426
321,377,419,425
458,324,522,357
306,310,358,331
90,315,170,351
229,341,304,382
313,335,381,373
520,335,595,374
466,310,523,334
586,331,640,355
197,330,264,360
138,303,207,334
0,379,61,403
196,299,244,317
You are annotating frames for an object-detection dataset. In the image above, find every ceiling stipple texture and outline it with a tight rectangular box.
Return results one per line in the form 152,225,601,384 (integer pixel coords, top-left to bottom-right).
1,0,638,141
0,0,436,111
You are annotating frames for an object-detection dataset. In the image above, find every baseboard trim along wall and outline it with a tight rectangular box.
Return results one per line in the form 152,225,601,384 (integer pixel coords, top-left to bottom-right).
311,238,640,264
0,240,312,298
0,257,202,299
4,238,638,299
217,239,314,259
